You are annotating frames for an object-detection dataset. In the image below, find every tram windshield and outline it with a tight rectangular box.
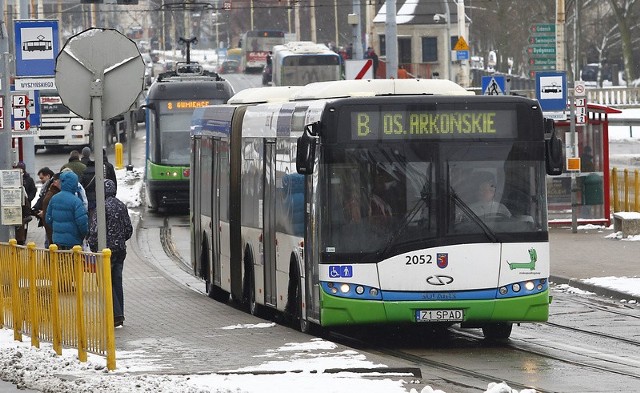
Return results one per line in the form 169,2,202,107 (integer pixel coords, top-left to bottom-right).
158,111,192,165
322,142,547,260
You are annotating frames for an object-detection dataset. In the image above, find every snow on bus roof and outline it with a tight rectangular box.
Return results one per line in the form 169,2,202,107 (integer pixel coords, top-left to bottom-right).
291,79,474,101
227,86,303,104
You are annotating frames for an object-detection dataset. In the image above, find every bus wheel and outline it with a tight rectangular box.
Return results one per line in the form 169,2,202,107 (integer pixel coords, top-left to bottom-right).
203,244,229,303
482,323,513,340
206,280,229,303
288,265,309,333
247,268,263,317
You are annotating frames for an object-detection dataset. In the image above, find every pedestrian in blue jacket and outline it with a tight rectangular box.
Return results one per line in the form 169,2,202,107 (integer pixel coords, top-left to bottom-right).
88,179,132,327
44,171,88,250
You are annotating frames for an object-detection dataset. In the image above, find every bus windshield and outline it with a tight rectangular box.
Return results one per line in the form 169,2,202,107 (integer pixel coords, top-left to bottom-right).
322,142,547,260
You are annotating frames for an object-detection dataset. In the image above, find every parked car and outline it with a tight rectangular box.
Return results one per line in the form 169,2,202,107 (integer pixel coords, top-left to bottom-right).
218,59,240,74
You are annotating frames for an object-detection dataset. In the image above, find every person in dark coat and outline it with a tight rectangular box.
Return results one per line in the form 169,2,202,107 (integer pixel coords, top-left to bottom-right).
40,172,61,247
44,171,88,250
81,159,98,214
87,179,132,327
102,148,118,191
15,161,37,204
14,162,37,245
33,167,56,223
60,150,86,178
81,146,93,165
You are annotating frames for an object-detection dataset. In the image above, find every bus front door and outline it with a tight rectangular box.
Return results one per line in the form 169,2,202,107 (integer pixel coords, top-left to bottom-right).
263,140,277,306
212,140,222,287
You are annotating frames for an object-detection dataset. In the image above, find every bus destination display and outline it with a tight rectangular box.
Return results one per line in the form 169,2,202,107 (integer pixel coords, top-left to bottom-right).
352,110,516,140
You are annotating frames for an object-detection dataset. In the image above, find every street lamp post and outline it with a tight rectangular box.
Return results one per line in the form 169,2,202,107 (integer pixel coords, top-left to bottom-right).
434,6,451,80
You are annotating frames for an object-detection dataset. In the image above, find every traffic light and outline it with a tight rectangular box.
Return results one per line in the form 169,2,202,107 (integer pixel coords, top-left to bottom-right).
117,0,139,3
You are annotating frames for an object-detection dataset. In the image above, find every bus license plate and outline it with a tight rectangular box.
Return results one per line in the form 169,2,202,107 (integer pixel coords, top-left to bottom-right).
416,309,464,322
44,140,58,145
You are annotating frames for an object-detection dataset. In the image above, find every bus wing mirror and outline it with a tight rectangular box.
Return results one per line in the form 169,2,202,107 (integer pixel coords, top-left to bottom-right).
544,118,563,176
296,123,319,175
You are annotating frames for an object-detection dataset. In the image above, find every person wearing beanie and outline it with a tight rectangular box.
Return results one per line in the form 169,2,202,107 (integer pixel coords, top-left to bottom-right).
81,147,93,165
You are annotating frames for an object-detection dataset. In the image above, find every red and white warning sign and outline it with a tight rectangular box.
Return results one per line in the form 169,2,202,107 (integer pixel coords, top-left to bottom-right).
345,59,374,80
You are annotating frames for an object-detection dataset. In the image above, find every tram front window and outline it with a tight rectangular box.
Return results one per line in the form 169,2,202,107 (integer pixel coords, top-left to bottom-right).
323,146,436,259
159,112,192,165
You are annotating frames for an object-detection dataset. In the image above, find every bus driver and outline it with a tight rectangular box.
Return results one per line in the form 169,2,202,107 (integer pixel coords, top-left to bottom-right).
469,173,511,219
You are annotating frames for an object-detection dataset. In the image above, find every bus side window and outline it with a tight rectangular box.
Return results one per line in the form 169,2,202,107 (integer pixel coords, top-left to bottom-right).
282,173,304,236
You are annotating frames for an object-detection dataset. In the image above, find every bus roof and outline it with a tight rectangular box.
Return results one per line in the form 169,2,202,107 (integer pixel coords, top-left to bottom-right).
274,41,334,55
228,86,303,104
291,79,475,100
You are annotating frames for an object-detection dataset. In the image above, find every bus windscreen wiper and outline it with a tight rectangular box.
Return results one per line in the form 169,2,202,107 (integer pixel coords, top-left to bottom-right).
376,184,431,259
450,188,499,243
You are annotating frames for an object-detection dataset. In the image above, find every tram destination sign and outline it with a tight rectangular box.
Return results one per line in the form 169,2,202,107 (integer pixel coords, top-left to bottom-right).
351,110,517,140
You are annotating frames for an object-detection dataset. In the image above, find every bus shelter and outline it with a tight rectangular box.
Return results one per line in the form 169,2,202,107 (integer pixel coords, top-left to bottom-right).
546,103,621,226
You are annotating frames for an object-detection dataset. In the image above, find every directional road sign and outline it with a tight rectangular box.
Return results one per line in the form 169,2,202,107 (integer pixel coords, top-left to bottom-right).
527,45,556,56
528,36,555,45
529,23,555,34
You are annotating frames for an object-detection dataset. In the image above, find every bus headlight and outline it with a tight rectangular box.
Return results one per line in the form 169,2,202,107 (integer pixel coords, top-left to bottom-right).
71,124,83,131
340,283,350,293
525,281,535,291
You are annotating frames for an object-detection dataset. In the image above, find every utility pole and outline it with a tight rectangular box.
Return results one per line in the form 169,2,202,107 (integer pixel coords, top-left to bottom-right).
556,0,566,71
352,0,363,60
457,0,469,87
0,0,13,242
310,0,316,43
384,0,397,78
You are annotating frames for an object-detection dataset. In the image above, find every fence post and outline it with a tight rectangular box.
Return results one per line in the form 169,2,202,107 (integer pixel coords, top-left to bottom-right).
612,168,619,212
9,239,22,342
73,245,87,363
49,244,62,355
624,169,630,211
27,242,39,348
102,248,116,371
633,169,640,212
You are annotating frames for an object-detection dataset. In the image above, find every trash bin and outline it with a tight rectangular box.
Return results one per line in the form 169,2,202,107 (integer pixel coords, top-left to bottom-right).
582,173,603,205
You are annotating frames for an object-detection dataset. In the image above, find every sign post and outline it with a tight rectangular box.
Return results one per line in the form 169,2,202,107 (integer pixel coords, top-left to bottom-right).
56,28,144,252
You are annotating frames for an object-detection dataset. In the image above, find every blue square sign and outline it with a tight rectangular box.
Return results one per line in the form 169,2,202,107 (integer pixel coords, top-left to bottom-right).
535,71,567,113
14,20,59,77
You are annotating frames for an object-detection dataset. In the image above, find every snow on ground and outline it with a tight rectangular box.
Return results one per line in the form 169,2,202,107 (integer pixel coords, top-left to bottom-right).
0,327,538,393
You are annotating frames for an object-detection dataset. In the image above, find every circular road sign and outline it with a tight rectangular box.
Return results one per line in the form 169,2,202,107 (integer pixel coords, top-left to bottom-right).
55,28,145,120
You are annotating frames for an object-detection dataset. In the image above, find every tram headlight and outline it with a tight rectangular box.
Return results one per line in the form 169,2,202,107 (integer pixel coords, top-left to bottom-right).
499,287,508,295
525,281,535,291
330,287,338,294
340,284,350,293
512,283,521,292
71,124,83,131
369,288,379,297
355,286,364,295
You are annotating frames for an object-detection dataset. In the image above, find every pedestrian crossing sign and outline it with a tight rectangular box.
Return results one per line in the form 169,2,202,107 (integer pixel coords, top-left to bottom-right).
481,75,506,95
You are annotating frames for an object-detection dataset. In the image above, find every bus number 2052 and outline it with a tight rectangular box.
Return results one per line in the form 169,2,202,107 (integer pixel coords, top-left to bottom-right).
405,254,433,265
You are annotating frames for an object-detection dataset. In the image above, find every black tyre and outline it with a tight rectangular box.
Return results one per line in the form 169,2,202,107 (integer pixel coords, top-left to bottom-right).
482,322,513,340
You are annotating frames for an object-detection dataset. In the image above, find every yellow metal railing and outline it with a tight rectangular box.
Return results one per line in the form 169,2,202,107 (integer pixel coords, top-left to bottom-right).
0,240,116,370
611,167,640,213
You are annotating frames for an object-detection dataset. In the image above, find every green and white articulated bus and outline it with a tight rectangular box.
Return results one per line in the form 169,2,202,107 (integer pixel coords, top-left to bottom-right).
190,79,563,339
